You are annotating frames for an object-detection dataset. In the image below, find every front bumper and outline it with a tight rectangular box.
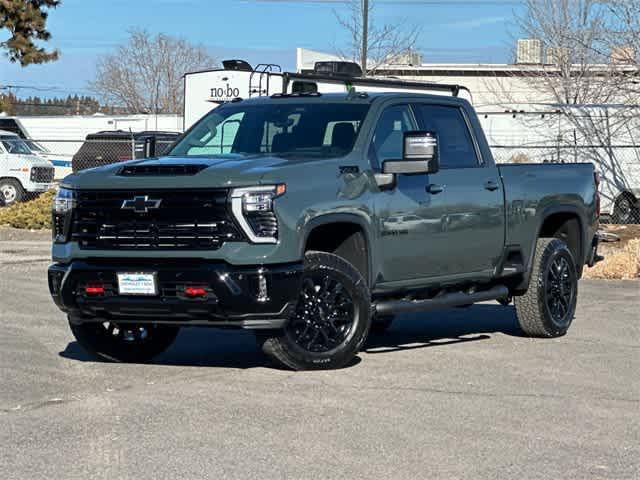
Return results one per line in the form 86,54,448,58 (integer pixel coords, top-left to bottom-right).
48,259,303,329
29,183,56,192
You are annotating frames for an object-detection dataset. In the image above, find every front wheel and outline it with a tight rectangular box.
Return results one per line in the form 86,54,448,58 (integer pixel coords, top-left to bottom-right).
69,318,180,362
514,238,578,337
259,251,371,370
0,179,25,204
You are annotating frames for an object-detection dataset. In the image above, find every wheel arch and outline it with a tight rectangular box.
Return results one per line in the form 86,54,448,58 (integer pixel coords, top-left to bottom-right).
515,205,587,294
300,213,375,288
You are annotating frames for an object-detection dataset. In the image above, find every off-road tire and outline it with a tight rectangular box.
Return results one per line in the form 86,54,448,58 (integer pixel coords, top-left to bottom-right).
0,178,25,204
69,318,180,363
259,251,371,370
514,238,578,337
370,314,394,334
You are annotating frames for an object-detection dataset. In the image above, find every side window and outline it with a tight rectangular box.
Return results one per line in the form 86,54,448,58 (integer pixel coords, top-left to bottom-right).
416,105,479,169
369,105,415,170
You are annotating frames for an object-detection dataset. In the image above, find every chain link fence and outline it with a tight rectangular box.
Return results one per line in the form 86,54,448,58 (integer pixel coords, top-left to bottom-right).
4,132,640,224
489,143,640,224
16,136,179,181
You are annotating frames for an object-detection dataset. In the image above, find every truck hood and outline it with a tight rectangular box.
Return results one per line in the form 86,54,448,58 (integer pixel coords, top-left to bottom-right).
61,154,315,190
5,153,53,169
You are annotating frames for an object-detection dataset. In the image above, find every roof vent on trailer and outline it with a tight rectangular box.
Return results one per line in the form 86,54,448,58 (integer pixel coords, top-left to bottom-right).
222,59,253,71
313,61,363,78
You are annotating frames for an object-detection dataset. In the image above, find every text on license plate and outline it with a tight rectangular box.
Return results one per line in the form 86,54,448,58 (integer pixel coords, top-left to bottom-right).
117,273,158,296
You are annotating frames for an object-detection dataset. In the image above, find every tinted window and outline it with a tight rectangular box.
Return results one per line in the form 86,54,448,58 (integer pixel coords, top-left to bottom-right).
170,102,369,159
416,105,479,169
369,105,415,170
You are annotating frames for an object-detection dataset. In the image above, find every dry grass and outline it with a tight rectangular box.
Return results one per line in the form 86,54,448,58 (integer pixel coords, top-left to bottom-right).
584,238,640,280
0,190,55,230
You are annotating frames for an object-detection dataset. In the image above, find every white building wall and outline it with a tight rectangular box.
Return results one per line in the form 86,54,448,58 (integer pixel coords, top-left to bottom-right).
16,114,184,155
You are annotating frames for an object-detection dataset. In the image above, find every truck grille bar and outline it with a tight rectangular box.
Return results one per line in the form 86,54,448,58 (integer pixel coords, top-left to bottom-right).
71,189,244,250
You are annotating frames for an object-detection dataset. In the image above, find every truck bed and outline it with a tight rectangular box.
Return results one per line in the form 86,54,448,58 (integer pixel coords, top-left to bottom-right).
498,162,598,269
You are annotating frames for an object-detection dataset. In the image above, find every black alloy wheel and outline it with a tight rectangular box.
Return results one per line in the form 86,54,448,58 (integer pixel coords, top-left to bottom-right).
544,255,576,328
258,251,371,370
286,273,356,353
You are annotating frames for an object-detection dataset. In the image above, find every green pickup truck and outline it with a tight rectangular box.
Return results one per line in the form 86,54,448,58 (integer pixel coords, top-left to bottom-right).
48,92,601,370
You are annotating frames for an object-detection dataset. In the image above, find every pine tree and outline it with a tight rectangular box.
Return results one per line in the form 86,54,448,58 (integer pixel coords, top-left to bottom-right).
1,0,61,66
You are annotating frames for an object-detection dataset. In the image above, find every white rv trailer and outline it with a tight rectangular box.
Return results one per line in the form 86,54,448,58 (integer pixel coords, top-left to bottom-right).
183,59,472,130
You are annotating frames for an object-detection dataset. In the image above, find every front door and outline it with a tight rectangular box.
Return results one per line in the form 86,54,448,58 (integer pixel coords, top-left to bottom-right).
371,104,450,283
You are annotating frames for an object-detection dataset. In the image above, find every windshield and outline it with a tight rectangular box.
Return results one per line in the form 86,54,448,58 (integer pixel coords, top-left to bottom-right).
170,102,370,159
24,140,47,153
0,136,32,155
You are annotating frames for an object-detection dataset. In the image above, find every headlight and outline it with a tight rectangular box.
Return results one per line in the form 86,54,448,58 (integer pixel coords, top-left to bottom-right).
231,185,285,243
53,187,76,214
52,187,75,243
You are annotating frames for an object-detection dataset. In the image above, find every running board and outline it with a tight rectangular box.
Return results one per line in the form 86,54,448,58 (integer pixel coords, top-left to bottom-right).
374,285,509,316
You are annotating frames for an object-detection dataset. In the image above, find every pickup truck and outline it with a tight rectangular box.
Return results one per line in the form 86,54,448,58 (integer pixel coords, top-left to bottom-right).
48,92,601,370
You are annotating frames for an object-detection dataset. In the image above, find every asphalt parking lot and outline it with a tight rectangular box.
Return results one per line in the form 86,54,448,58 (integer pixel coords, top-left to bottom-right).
1,236,638,480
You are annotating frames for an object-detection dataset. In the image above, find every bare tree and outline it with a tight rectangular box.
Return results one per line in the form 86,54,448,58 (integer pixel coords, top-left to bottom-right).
90,29,216,114
334,0,420,75
485,0,640,217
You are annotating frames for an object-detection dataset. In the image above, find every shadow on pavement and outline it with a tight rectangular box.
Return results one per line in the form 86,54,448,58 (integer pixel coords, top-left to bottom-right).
59,304,523,368
364,304,523,354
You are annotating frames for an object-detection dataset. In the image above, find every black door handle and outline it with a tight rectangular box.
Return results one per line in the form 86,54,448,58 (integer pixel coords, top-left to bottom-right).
426,184,444,194
484,180,499,191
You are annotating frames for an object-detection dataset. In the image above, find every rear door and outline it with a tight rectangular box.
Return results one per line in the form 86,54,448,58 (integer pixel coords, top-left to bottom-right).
413,103,505,276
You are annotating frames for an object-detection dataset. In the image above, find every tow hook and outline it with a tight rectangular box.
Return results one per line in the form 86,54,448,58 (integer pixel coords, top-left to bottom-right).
498,296,512,306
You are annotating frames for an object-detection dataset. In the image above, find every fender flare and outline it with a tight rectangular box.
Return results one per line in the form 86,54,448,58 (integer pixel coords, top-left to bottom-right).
299,212,376,288
517,204,586,292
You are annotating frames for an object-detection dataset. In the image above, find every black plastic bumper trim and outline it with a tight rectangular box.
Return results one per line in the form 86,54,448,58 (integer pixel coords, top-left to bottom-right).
49,259,303,328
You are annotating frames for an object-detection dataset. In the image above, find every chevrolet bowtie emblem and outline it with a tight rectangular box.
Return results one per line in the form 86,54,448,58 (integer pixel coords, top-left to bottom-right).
121,195,162,213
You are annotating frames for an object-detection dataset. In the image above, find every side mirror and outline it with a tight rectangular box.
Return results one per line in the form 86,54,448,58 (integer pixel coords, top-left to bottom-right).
382,131,439,175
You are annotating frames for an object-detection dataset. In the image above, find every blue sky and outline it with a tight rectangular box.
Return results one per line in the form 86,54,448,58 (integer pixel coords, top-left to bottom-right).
1,0,524,98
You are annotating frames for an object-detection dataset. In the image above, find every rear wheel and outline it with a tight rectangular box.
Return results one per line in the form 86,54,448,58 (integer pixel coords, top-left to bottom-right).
69,318,180,363
514,238,578,337
0,179,25,204
612,193,639,224
259,251,371,370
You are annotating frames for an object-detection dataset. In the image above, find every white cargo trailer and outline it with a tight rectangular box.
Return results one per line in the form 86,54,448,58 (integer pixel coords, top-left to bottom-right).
183,59,472,130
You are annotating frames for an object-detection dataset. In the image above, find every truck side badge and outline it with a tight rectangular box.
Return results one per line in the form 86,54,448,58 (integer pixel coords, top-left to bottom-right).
339,166,359,174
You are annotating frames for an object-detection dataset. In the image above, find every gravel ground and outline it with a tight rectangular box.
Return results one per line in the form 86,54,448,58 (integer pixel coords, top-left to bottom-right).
1,238,638,480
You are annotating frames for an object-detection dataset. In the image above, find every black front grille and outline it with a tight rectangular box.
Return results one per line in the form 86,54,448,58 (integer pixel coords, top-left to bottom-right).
72,189,244,250
31,166,54,183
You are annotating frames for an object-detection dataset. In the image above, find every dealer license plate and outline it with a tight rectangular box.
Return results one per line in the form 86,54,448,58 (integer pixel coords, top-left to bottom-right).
117,272,158,296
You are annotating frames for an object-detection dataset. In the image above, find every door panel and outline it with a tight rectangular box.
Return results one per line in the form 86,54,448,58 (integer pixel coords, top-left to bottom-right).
371,104,450,282
414,103,505,276
434,168,505,274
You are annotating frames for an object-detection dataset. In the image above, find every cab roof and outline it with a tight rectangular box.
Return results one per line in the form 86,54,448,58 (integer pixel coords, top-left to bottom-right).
235,91,468,106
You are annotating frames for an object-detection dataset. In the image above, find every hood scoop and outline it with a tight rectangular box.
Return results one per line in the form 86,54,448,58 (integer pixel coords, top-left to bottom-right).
118,164,208,176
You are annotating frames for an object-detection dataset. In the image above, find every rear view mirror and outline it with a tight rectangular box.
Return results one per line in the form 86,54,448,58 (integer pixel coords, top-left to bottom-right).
382,131,439,175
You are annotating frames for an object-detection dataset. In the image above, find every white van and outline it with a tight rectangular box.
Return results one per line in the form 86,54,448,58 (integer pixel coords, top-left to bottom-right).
0,130,55,204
